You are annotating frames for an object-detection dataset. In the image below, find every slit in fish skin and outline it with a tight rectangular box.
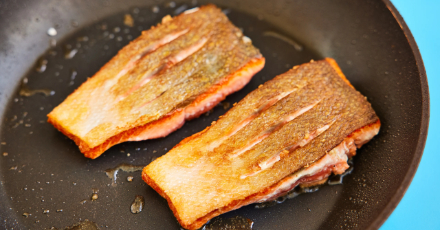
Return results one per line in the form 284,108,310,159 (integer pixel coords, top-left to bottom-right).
104,29,190,90
116,26,213,101
230,99,323,159
241,117,339,179
125,37,210,103
206,83,312,152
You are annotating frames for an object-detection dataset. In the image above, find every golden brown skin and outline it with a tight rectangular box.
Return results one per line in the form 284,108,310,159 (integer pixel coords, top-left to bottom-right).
47,5,264,159
142,58,380,229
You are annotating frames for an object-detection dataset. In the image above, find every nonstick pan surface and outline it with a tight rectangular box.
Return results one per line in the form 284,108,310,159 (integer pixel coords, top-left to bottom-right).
0,0,428,229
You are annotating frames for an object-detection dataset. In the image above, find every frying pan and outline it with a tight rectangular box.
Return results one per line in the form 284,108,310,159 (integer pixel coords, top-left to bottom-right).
0,0,428,229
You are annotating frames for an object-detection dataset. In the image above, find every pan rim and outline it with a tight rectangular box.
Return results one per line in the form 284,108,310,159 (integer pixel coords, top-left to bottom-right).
369,0,430,229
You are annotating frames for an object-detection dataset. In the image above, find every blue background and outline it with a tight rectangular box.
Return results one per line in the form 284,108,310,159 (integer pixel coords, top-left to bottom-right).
382,1,440,229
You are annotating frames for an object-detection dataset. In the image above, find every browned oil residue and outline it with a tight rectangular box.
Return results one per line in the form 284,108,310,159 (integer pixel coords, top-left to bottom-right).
19,83,55,97
130,195,145,214
202,216,253,230
62,220,100,230
105,163,143,185
221,102,230,110
124,14,134,27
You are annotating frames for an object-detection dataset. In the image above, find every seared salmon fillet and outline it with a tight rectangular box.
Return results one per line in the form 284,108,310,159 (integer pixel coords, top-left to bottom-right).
47,5,264,159
142,58,380,230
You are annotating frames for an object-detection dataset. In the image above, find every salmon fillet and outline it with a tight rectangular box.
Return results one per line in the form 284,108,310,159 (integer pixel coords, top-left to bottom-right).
142,58,380,230
47,5,264,159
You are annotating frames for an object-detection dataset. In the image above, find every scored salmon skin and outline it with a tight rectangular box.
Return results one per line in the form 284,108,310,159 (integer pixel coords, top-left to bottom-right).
47,5,264,159
142,58,380,230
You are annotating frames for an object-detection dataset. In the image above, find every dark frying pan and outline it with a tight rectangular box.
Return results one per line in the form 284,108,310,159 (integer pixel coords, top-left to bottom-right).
0,0,428,229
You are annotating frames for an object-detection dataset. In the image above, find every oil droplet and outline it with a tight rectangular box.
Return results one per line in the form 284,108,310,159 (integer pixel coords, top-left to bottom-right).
35,58,48,73
2,152,8,156
105,163,143,185
130,195,145,214
69,69,78,86
19,83,55,97
100,23,108,30
202,216,253,230
166,1,176,8
152,6,160,13
124,14,134,27
127,176,133,182
91,193,98,201
64,45,78,59
47,27,57,36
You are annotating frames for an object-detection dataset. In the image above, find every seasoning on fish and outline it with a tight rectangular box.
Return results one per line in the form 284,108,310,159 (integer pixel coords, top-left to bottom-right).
142,58,380,230
47,5,265,159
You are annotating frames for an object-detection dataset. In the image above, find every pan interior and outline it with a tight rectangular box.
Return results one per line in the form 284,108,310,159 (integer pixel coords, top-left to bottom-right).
0,1,425,229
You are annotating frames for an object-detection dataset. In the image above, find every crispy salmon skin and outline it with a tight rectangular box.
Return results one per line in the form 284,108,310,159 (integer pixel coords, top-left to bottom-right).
142,58,380,230
47,5,264,159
